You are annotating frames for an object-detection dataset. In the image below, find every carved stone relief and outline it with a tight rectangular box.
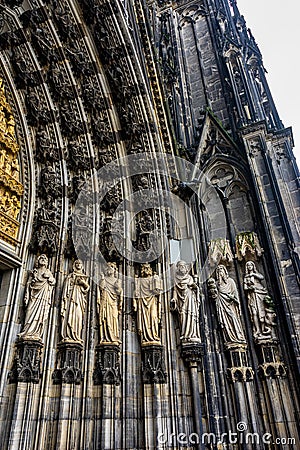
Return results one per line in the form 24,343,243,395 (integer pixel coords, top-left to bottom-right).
135,210,155,252
26,87,51,126
0,78,24,245
39,164,62,199
29,199,59,255
36,128,59,163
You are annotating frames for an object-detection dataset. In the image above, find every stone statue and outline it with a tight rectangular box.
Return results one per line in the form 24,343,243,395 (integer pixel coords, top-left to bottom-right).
171,261,201,343
133,264,162,345
11,158,20,180
6,114,15,137
5,195,21,219
19,254,56,341
209,265,246,348
0,106,6,133
0,148,6,169
243,261,276,341
97,262,122,345
61,260,90,343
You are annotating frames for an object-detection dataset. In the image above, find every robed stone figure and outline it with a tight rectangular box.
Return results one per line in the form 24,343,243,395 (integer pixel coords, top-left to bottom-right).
209,265,246,349
19,254,56,342
61,260,90,343
171,261,201,343
244,261,276,341
97,263,123,345
133,264,162,345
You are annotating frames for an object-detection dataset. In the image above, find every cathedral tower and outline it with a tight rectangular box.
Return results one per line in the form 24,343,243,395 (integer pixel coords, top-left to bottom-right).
0,1,299,449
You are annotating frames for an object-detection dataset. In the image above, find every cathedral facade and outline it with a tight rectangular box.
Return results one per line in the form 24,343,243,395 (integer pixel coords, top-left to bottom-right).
0,0,299,449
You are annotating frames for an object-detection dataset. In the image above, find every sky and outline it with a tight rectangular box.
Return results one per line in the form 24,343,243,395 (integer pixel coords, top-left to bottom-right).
237,0,300,165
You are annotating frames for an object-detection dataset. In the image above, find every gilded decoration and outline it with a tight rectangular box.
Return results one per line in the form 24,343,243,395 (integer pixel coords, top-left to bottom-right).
0,78,23,245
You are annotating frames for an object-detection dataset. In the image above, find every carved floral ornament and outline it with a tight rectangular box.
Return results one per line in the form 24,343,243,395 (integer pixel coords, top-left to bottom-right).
0,78,23,246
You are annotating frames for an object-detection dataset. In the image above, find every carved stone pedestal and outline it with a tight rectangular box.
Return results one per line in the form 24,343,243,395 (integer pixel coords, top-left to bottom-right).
181,342,204,365
9,339,43,383
93,344,121,385
52,342,83,385
141,344,167,384
257,345,286,379
227,349,254,382
227,365,254,382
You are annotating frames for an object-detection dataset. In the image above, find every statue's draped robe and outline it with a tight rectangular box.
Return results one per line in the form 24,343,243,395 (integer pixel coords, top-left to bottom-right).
134,276,160,344
20,268,55,340
61,272,88,342
216,277,246,345
244,272,268,336
98,277,121,344
173,273,200,341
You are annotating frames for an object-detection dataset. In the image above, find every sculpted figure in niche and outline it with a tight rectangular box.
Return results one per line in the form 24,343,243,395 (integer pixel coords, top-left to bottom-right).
0,106,6,133
5,195,21,219
133,264,162,345
244,261,276,341
19,254,56,341
171,261,201,343
211,265,246,348
0,148,6,168
6,114,15,137
11,158,20,180
61,260,90,343
97,263,122,345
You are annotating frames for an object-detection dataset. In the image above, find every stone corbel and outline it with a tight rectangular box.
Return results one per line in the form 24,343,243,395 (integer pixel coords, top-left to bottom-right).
227,349,254,383
181,342,204,365
141,344,167,384
9,339,43,383
52,342,83,385
227,366,254,383
93,343,121,385
258,362,287,379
